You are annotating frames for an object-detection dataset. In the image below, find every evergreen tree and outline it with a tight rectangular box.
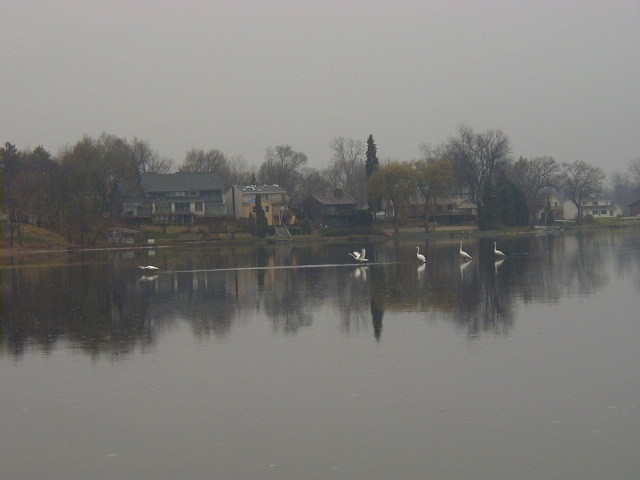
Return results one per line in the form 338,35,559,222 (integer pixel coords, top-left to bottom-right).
542,196,555,225
254,194,268,238
365,134,379,179
479,180,498,230
480,172,529,230
498,176,529,227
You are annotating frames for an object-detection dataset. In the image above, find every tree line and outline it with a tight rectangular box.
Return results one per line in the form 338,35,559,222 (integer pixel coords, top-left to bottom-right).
2,128,639,245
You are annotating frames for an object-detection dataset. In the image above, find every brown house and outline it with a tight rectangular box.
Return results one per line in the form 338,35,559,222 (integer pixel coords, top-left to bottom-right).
301,189,357,227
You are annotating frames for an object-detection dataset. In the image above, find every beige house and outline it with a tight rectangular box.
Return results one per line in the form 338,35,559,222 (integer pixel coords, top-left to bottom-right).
226,185,289,225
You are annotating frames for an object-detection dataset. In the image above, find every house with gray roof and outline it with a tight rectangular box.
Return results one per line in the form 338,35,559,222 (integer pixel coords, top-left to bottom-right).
301,189,357,227
123,172,226,224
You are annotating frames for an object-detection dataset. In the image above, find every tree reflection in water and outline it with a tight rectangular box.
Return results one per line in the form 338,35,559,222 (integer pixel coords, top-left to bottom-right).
3,229,635,358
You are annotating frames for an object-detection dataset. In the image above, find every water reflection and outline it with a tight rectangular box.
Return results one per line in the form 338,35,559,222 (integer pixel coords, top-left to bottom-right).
2,229,639,358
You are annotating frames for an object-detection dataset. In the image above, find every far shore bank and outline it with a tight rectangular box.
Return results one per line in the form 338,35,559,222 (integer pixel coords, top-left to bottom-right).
3,220,639,259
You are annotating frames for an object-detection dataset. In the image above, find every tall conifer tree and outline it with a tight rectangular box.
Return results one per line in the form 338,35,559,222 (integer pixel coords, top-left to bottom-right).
365,134,379,180
254,194,268,238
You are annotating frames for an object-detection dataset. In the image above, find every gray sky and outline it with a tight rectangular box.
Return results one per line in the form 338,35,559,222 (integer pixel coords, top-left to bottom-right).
2,0,639,177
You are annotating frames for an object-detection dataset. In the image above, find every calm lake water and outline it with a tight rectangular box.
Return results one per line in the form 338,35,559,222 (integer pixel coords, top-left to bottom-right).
2,228,639,479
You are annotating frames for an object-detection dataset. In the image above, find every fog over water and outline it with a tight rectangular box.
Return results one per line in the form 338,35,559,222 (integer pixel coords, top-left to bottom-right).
2,1,639,174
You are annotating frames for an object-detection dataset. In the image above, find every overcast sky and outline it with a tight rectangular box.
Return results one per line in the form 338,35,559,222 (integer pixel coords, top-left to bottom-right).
2,0,639,177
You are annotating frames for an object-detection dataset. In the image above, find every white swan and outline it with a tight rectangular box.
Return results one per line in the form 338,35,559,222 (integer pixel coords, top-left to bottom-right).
493,242,505,258
416,246,426,263
459,241,472,261
138,265,159,271
348,248,368,263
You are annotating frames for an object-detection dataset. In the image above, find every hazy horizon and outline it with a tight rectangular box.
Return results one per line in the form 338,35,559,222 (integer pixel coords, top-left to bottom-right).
2,1,638,177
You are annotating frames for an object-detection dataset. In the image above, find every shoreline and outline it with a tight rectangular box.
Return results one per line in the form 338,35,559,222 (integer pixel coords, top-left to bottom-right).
3,221,639,259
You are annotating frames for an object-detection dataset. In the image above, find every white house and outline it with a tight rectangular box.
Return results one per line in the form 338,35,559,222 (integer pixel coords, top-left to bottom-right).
563,197,621,220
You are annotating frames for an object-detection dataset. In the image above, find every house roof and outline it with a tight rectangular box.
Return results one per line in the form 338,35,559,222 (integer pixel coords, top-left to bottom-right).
456,199,477,210
626,198,640,208
580,197,617,206
309,190,356,206
237,184,287,194
141,172,223,192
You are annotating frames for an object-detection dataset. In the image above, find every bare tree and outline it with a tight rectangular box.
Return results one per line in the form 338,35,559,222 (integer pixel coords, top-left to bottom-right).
131,137,173,174
299,167,332,201
145,155,173,174
445,125,512,204
418,142,448,163
509,156,559,225
181,148,227,173
225,154,254,187
131,137,153,173
329,137,366,206
180,148,251,191
559,160,606,222
609,171,635,213
56,134,139,244
258,145,308,204
627,157,640,191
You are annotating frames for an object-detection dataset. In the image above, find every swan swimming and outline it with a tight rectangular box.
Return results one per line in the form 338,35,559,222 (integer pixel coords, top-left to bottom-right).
459,241,472,261
138,265,159,272
416,246,426,263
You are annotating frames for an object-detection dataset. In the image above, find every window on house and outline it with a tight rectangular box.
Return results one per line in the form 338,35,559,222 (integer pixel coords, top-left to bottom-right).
155,203,170,213
265,206,270,213
195,203,203,212
175,202,190,213
189,190,198,197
